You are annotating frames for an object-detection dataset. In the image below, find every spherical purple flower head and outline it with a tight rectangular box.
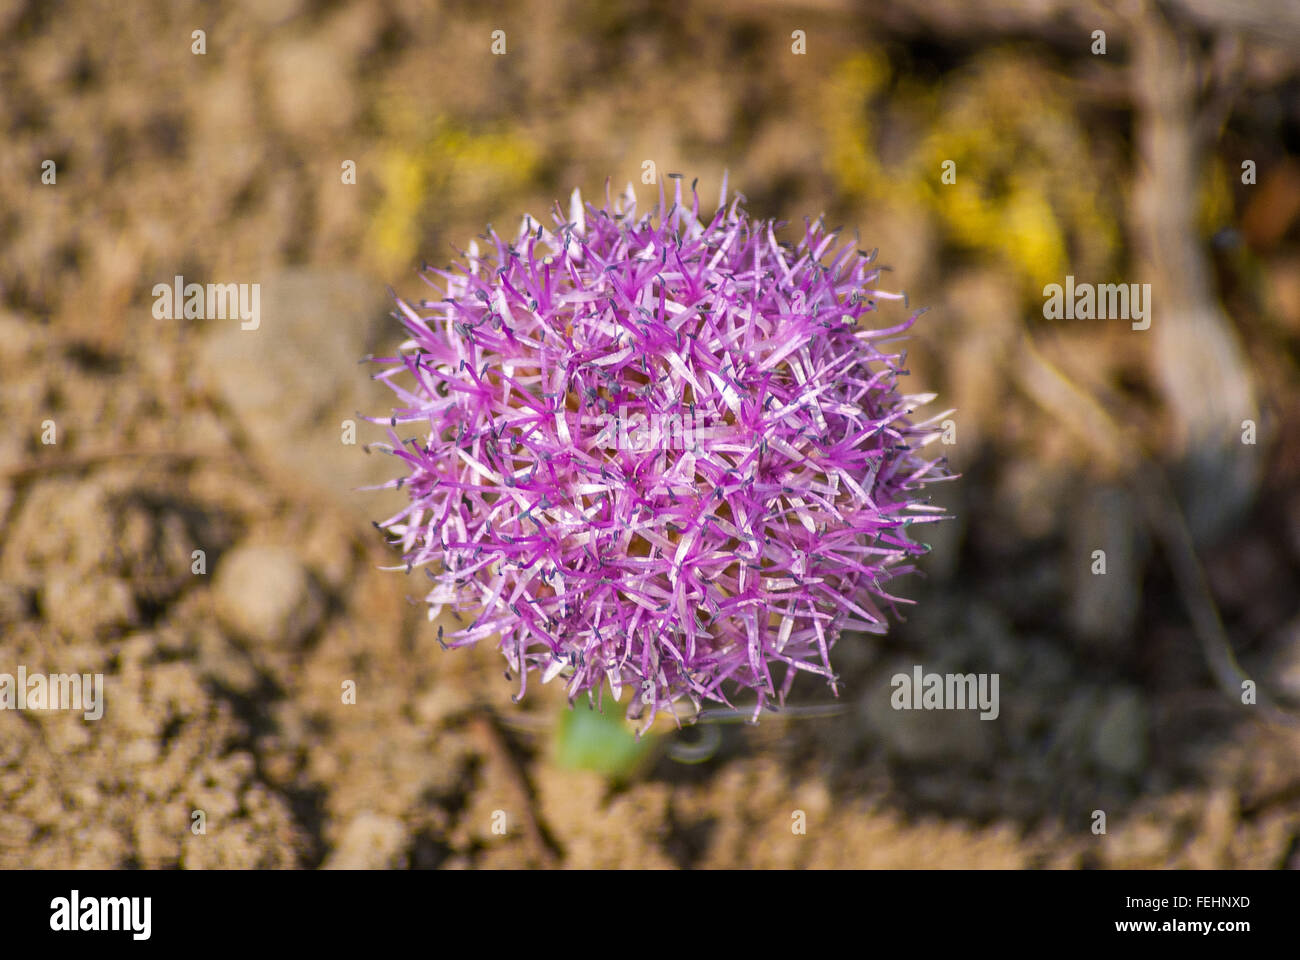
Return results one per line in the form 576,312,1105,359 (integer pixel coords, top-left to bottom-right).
369,177,952,725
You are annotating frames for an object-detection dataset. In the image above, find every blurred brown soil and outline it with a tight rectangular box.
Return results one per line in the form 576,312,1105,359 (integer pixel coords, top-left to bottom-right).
1,0,1299,869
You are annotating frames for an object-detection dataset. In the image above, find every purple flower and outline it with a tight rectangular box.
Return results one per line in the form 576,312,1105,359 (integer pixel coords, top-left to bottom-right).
369,177,952,723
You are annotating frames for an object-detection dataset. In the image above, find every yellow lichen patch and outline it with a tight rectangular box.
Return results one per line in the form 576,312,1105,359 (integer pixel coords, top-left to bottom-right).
366,111,541,275
821,51,892,200
1198,156,1236,236
824,50,1122,293
370,148,430,273
912,57,1118,288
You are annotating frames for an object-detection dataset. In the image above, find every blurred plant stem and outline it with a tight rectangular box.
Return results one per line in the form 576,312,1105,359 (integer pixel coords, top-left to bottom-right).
1130,1,1260,544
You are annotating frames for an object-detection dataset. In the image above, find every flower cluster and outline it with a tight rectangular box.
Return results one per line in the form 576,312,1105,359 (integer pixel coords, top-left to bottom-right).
370,177,951,722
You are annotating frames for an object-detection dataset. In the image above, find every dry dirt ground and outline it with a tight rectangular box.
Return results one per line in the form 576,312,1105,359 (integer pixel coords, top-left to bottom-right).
2,0,1300,868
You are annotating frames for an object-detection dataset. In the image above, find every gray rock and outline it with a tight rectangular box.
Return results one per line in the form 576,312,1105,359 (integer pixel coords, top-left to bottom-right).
194,269,404,520
863,661,998,765
322,813,410,870
42,574,136,637
0,582,28,624
1269,618,1300,705
1091,688,1148,777
1068,485,1144,657
213,545,322,648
